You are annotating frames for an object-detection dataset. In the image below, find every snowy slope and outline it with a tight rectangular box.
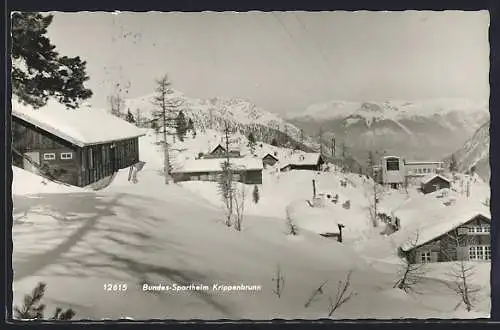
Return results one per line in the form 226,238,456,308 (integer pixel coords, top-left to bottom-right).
125,90,320,153
11,130,490,319
12,167,84,195
448,120,490,181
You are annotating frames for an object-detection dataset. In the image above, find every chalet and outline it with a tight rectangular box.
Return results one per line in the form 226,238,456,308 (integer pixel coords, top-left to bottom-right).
12,99,145,187
280,153,325,172
202,144,241,159
262,153,279,167
171,157,263,184
405,160,445,177
420,174,451,194
396,201,491,264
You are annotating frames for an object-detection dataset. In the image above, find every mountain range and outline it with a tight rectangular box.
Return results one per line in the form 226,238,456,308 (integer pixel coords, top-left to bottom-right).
286,99,489,167
124,91,489,177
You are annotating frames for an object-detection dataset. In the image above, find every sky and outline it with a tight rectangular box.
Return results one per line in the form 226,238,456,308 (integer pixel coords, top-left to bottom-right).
45,10,490,115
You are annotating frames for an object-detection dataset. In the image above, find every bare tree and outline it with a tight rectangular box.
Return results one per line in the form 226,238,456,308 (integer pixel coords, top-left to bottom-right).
443,230,480,312
285,206,298,236
272,264,285,298
393,232,427,293
233,181,247,231
327,270,356,317
108,79,130,118
366,181,383,228
304,280,328,308
135,108,142,127
218,121,235,226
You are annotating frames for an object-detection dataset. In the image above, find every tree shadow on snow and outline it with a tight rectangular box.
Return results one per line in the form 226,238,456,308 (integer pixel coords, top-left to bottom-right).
12,192,235,318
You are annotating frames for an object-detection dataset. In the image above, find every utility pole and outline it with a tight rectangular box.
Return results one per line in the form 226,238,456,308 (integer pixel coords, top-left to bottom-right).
284,124,288,146
331,137,336,158
319,126,323,155
162,96,170,184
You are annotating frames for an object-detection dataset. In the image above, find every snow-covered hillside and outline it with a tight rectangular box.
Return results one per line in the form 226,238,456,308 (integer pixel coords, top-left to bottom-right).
287,99,489,166
448,120,490,181
12,129,490,319
125,90,319,153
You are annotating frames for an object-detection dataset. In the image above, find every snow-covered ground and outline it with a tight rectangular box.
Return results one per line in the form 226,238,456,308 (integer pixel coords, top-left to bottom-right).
12,129,490,319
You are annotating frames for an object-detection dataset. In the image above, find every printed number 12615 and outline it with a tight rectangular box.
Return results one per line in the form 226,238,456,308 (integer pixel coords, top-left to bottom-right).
104,283,128,291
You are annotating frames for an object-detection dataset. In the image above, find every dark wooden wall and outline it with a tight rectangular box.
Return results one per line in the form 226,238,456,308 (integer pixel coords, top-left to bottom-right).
172,169,262,184
407,215,491,263
79,138,139,186
13,117,80,185
421,177,451,194
13,116,140,187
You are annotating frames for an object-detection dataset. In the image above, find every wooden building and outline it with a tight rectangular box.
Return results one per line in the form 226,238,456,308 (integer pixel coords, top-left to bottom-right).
405,160,445,177
12,99,145,187
171,157,263,184
420,174,451,194
262,153,279,167
202,144,241,159
280,153,325,172
400,210,491,264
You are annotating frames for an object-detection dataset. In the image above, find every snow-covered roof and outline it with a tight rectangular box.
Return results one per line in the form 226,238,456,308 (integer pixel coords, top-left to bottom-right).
12,99,145,147
171,157,263,173
281,152,322,167
420,174,451,185
262,153,279,161
405,161,444,165
396,199,490,252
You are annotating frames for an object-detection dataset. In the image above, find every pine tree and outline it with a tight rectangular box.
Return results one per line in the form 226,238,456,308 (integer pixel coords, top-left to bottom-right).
151,74,177,184
11,12,92,108
252,185,260,204
125,109,135,123
14,282,75,320
187,118,194,131
271,138,278,147
175,110,188,142
450,154,458,173
247,132,257,154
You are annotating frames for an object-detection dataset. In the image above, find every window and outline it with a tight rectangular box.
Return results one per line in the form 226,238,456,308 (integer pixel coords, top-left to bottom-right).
60,152,73,160
469,245,491,261
386,158,400,171
43,153,56,160
485,245,492,260
468,226,491,234
420,251,432,263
